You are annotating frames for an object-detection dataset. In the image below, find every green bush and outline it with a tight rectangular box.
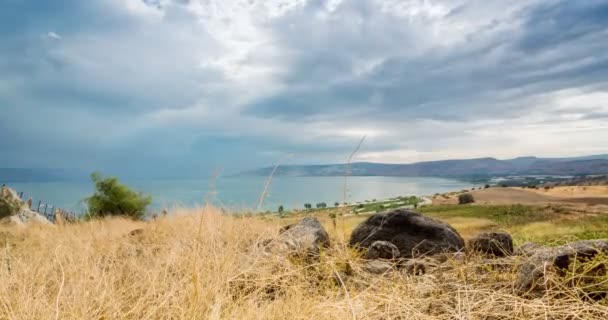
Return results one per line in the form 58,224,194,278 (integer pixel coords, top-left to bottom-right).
85,172,151,219
458,193,475,205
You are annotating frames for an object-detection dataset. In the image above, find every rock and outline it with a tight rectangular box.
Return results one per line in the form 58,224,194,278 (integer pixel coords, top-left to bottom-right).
452,252,467,262
468,232,514,256
515,239,608,295
404,259,426,275
1,209,51,226
363,260,394,274
515,242,544,256
0,187,50,226
129,229,145,237
349,209,465,258
267,217,330,259
364,240,400,260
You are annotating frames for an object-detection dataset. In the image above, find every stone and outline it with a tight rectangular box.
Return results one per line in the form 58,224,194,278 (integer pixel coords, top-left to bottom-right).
364,240,400,260
266,217,330,260
129,229,145,237
349,209,465,258
363,260,394,274
515,239,608,295
468,232,514,256
404,259,426,275
0,187,50,226
515,242,544,256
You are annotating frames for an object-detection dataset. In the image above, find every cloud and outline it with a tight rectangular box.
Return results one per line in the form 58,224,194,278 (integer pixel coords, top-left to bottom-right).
1,0,607,177
47,32,62,40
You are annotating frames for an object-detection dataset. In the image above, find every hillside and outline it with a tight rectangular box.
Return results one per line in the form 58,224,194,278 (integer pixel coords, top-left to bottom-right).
244,154,608,178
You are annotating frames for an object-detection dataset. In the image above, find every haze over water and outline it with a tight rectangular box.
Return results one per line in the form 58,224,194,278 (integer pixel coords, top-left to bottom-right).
8,176,472,213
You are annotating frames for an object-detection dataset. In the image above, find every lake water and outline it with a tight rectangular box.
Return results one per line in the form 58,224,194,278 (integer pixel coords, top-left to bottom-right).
6,176,473,213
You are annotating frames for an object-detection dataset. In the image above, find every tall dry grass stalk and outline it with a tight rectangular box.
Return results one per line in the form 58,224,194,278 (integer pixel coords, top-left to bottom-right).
257,155,293,212
1,209,607,319
339,135,367,244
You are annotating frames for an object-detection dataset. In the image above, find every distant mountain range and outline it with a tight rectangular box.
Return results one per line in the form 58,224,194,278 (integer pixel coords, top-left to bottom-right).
243,154,608,179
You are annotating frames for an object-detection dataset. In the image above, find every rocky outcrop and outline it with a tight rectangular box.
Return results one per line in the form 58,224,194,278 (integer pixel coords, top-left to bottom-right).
0,186,50,226
349,209,464,258
468,232,514,256
363,240,400,260
515,239,608,295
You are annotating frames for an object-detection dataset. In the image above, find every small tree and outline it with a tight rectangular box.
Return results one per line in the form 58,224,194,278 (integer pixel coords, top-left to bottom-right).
334,202,340,207
484,184,491,189
458,193,475,205
316,202,327,209
278,205,284,213
86,172,151,219
304,203,312,210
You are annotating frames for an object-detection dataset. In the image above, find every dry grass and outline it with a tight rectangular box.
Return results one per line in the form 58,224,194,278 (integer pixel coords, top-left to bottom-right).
1,207,608,319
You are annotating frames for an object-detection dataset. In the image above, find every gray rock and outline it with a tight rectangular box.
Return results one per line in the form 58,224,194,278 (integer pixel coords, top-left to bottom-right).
349,209,465,258
404,259,426,275
266,217,330,259
0,187,50,226
468,232,514,256
363,260,394,274
364,240,400,260
515,242,544,256
515,239,608,295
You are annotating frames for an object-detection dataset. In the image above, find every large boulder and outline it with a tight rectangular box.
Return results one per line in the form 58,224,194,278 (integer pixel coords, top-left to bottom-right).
266,217,330,259
0,186,50,226
468,232,514,256
515,239,608,295
349,209,465,258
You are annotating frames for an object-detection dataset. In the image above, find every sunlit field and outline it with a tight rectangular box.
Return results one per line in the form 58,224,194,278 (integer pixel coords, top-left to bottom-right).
2,204,608,319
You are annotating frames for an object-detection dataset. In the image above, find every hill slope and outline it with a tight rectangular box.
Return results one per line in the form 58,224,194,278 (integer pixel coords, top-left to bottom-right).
244,155,608,178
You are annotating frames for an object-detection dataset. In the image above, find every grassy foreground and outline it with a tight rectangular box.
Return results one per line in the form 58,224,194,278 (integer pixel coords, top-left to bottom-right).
1,205,608,319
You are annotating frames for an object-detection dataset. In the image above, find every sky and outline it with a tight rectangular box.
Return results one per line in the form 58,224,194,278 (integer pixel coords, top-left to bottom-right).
1,0,608,177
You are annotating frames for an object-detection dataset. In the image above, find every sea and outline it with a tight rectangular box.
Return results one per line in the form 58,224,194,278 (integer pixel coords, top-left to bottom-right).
6,176,473,213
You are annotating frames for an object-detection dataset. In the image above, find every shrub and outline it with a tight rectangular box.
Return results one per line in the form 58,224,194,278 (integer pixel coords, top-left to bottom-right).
85,172,151,219
484,184,491,189
334,202,340,207
458,193,475,205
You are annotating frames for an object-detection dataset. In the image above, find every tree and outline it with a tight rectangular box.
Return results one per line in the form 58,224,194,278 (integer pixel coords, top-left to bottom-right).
278,205,284,213
304,203,312,210
458,193,475,205
85,172,151,219
484,184,491,189
334,202,340,207
316,202,327,209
